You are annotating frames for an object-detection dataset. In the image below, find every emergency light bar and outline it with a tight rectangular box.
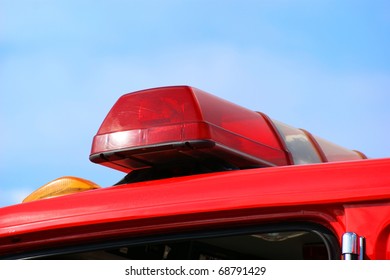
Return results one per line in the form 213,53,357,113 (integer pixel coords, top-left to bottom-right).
22,86,367,202
90,86,366,175
90,86,289,173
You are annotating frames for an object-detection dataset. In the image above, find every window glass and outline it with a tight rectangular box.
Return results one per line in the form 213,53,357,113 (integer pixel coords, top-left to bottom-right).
34,226,337,260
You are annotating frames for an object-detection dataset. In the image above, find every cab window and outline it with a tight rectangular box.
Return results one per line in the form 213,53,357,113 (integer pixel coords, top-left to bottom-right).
33,223,339,260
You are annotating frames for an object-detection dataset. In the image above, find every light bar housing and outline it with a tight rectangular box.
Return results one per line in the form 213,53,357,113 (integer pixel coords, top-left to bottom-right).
90,86,366,175
90,86,289,173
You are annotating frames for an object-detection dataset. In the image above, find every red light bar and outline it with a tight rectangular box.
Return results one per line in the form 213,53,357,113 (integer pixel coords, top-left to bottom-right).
90,86,289,172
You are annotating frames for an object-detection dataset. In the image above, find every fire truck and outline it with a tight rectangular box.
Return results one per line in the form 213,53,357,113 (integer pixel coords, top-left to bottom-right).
1,86,389,260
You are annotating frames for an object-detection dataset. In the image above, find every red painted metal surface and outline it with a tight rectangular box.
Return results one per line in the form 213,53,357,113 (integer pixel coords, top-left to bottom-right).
1,158,389,258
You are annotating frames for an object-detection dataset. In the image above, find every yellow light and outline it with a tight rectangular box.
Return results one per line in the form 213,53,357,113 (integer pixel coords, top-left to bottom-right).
23,176,101,203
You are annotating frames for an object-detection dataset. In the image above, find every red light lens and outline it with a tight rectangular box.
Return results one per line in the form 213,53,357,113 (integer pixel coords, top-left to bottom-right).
98,87,201,134
90,86,288,172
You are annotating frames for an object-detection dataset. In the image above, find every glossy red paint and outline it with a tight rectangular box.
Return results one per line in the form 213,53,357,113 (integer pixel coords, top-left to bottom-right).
344,203,390,259
1,158,389,258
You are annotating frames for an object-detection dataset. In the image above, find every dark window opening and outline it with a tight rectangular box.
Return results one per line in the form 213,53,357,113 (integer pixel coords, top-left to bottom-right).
32,223,339,260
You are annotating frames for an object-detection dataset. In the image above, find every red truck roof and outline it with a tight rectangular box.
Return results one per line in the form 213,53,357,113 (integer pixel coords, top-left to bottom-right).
1,157,389,258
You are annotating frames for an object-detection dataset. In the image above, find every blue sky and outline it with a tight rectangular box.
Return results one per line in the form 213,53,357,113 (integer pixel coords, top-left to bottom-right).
1,0,389,207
